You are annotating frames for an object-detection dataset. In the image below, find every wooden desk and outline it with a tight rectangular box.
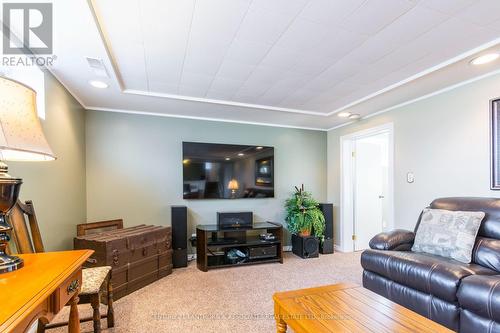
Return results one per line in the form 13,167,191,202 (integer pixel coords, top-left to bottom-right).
0,250,93,333
273,283,453,333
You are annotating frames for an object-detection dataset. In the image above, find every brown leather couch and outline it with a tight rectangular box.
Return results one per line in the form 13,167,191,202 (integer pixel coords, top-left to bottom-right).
361,197,500,332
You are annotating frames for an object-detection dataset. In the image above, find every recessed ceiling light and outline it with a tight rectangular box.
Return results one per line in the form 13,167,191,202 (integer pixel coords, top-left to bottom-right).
89,80,108,89
225,157,230,161
349,114,361,120
256,146,263,150
238,153,244,156
182,159,190,164
338,111,351,118
470,53,499,66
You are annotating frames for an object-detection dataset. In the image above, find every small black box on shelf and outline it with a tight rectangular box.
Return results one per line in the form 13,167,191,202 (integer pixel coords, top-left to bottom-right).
217,212,253,229
248,245,277,260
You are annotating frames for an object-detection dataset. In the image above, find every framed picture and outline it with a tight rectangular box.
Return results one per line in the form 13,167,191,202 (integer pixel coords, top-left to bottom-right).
255,157,273,186
491,98,500,190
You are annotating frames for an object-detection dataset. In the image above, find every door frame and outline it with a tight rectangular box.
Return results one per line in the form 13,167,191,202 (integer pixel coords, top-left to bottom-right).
339,123,394,252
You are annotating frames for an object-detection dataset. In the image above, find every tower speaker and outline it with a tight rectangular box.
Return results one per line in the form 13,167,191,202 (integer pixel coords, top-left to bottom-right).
319,203,334,254
171,205,188,268
292,234,319,259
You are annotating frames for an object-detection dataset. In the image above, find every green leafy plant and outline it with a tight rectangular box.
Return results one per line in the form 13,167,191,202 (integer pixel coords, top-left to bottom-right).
285,184,325,238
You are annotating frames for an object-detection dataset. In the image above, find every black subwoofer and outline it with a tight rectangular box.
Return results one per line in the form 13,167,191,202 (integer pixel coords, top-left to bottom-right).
320,238,334,254
292,234,319,259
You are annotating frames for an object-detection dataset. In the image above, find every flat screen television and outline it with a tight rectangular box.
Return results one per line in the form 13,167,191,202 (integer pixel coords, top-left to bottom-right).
182,142,274,199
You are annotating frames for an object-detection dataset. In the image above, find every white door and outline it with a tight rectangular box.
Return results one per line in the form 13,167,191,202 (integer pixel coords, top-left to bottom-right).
353,132,390,251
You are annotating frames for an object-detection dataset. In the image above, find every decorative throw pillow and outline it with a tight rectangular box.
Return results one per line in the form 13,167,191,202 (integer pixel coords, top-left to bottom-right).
411,208,485,263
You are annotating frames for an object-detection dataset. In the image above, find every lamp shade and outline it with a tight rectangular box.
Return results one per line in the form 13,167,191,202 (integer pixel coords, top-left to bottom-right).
228,179,239,190
0,76,55,161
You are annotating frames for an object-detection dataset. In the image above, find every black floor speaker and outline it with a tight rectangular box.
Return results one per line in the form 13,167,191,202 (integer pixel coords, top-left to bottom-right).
319,203,334,254
292,234,319,259
320,238,334,254
171,205,188,268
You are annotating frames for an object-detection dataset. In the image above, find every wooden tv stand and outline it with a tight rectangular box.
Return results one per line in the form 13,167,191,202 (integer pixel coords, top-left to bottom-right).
196,222,284,272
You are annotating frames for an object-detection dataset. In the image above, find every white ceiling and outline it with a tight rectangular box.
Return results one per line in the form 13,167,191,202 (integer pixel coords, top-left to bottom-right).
43,0,500,129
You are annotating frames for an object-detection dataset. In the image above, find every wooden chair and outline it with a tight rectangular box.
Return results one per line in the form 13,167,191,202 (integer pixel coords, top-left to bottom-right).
8,200,115,333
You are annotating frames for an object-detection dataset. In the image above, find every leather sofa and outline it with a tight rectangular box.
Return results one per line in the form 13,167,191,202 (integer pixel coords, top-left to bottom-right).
361,197,500,332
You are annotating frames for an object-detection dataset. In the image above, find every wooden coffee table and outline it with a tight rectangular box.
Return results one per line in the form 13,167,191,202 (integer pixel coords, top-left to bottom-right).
273,283,453,333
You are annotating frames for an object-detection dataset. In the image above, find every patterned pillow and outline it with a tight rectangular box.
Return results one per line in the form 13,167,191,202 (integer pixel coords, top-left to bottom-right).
412,208,485,263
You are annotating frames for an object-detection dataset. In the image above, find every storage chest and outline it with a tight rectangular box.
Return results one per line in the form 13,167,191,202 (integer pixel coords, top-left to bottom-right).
74,224,172,300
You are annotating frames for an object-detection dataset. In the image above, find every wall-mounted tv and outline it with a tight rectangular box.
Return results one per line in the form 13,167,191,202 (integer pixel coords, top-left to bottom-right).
182,142,274,199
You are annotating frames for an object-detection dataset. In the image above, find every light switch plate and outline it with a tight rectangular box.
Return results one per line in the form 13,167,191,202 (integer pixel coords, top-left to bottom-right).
407,172,415,183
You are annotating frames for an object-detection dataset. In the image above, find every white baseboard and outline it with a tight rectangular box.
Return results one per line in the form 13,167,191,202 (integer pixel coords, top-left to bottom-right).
334,244,344,252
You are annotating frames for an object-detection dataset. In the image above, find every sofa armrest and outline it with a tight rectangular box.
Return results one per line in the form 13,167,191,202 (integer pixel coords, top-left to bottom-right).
369,229,415,251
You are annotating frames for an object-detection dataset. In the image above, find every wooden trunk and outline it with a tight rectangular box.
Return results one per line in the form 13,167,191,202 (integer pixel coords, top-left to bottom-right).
74,225,172,300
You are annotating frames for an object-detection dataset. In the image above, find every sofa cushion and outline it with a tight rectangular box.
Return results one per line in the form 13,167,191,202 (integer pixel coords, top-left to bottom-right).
412,208,484,263
457,274,500,323
361,249,496,302
363,270,460,331
460,309,500,333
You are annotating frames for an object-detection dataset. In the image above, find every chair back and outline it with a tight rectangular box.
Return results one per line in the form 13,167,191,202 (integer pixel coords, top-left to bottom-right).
8,200,45,254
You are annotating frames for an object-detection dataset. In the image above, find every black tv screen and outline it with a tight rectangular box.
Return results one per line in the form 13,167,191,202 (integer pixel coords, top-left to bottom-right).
183,142,274,199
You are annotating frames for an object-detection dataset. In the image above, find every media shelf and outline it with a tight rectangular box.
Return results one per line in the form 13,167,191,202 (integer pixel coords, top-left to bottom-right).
196,222,284,272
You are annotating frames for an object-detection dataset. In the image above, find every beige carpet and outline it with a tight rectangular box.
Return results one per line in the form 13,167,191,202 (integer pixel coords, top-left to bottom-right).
51,251,363,333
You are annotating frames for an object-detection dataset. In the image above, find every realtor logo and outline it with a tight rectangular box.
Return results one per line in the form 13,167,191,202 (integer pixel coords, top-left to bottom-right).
2,3,53,55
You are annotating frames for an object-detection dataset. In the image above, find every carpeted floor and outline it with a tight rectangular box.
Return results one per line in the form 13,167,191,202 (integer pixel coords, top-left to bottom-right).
51,251,363,333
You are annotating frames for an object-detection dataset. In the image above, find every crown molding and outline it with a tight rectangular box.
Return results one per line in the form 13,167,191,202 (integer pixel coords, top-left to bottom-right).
45,68,88,108
327,68,500,131
86,106,328,131
75,66,500,133
123,89,327,116
327,37,500,117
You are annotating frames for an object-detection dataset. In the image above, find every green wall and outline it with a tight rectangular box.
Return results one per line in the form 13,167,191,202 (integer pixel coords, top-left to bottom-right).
9,70,87,251
85,111,327,248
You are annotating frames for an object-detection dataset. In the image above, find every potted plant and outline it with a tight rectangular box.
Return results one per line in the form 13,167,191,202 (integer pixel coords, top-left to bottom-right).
285,184,325,238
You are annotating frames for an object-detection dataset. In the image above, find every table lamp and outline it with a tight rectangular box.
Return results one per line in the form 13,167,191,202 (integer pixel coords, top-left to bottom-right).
228,179,239,198
0,76,55,274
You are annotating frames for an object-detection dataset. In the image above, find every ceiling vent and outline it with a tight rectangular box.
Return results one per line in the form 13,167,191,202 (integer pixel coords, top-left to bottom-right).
85,57,109,78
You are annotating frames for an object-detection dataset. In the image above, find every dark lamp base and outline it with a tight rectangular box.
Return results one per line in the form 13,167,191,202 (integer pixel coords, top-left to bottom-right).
0,161,23,274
